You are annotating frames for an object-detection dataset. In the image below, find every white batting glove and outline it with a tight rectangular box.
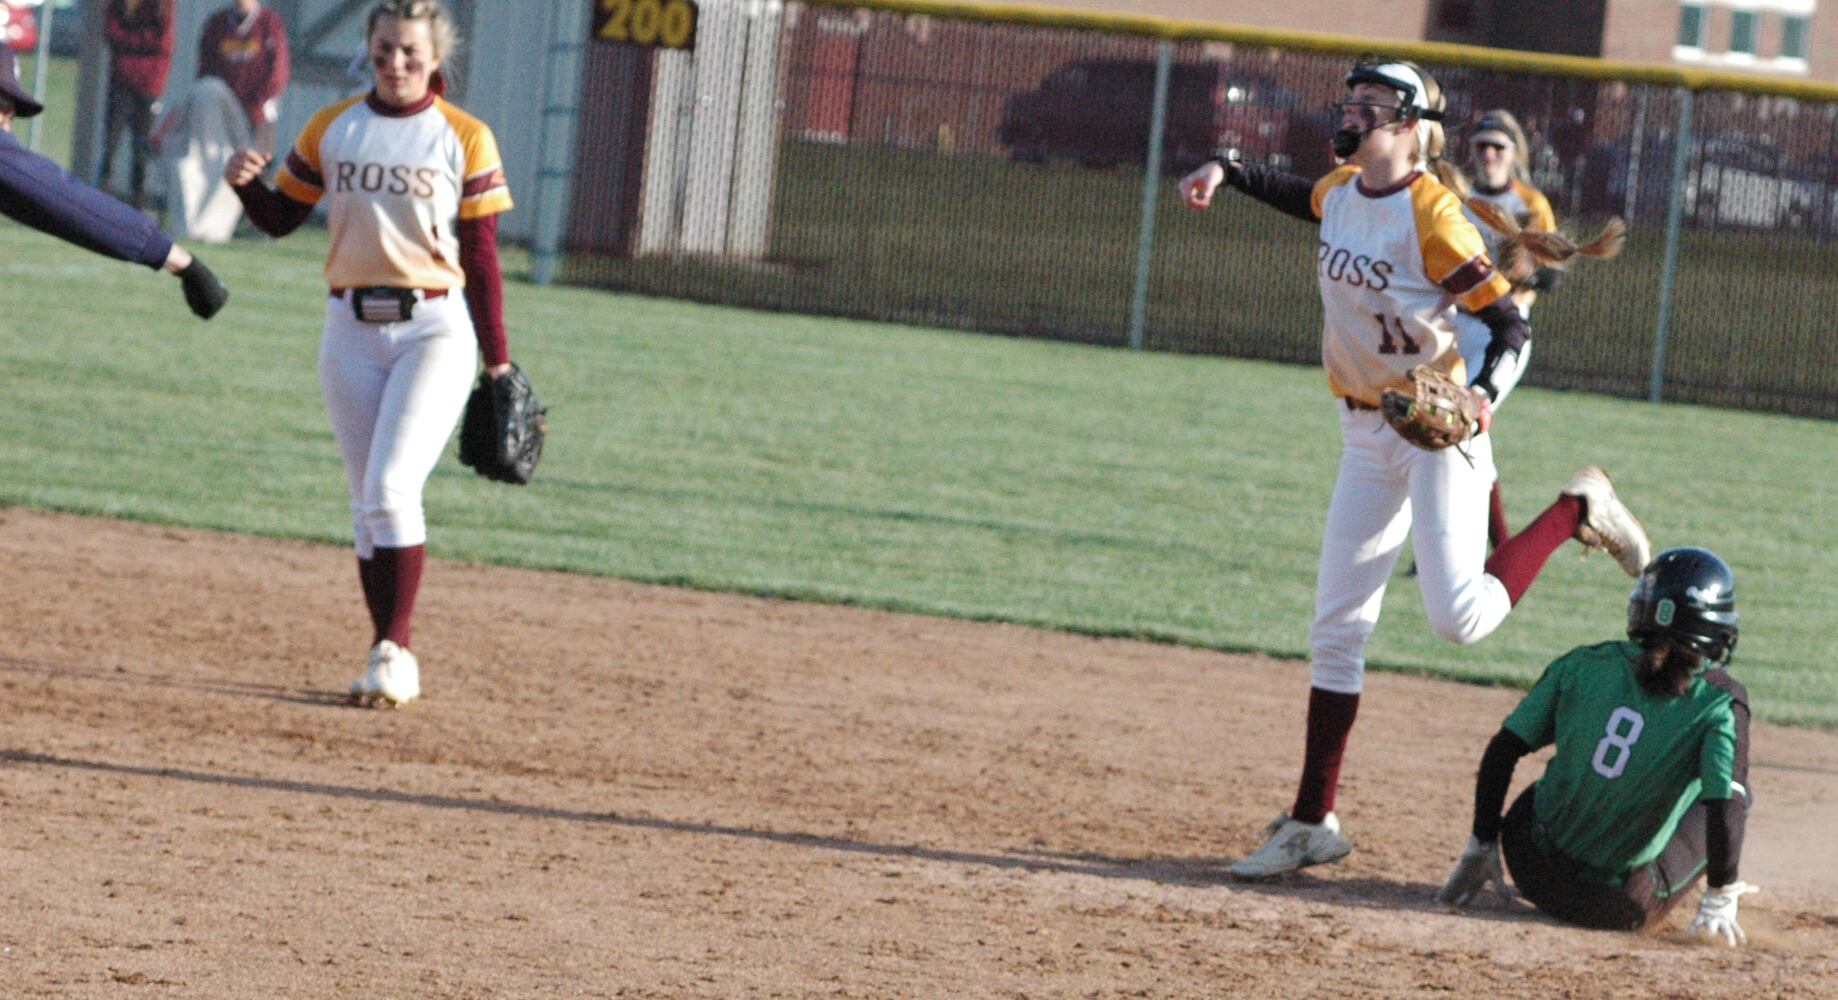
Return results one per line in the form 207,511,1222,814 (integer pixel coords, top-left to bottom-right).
1689,881,1758,947
1437,835,1512,908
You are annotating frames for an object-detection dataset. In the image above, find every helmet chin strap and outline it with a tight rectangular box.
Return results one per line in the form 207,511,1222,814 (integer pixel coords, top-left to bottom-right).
1332,117,1432,161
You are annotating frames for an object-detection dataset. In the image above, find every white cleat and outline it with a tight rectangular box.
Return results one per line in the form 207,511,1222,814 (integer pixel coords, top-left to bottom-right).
1561,465,1652,577
349,639,421,709
1229,812,1354,878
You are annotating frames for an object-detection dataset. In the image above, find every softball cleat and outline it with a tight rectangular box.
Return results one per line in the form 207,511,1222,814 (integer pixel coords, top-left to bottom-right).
349,639,421,708
1562,465,1652,578
1230,812,1354,878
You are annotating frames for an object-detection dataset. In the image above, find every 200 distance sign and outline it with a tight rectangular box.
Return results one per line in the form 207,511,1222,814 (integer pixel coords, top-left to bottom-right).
593,0,699,50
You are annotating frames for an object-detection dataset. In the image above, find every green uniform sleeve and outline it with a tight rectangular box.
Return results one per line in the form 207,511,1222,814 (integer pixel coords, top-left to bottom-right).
1698,701,1738,801
1504,661,1563,749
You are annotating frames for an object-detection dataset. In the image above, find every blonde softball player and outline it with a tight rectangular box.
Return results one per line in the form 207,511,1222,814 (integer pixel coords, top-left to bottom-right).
1180,57,1651,877
1448,109,1621,552
225,0,515,708
1453,109,1555,409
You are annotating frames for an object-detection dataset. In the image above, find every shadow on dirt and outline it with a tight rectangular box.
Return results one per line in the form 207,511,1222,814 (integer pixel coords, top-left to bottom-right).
3,747,1546,926
0,655,348,708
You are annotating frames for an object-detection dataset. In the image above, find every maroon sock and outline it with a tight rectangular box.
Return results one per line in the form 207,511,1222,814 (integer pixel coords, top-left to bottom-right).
370,544,426,649
356,557,388,645
1290,687,1361,825
1487,480,1509,551
1485,494,1581,605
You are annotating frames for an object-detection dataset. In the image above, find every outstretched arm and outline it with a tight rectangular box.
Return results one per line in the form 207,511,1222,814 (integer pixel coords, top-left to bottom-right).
0,127,171,268
1182,156,1318,223
0,127,226,318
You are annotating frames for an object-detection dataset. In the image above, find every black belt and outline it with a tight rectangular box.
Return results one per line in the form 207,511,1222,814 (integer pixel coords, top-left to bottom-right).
330,287,450,300
1343,397,1379,412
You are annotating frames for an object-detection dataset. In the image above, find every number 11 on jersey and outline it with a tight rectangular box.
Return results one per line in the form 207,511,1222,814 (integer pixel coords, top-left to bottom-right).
1373,313,1421,355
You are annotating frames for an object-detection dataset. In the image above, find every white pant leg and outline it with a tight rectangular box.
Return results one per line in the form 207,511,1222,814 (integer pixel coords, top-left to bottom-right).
1309,407,1415,695
320,298,390,559
320,295,477,555
1408,430,1513,645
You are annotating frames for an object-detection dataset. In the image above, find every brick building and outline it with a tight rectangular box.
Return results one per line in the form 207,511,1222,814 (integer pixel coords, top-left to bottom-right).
984,0,1835,82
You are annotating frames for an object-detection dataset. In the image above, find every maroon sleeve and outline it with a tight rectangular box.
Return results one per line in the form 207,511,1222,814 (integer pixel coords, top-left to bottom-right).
196,12,221,80
1221,160,1320,224
231,179,312,238
263,10,291,103
458,214,509,367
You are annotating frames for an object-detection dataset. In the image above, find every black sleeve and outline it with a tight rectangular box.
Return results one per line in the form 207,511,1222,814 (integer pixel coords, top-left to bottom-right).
1702,670,1752,887
1473,727,1533,842
0,128,173,269
1214,158,1318,224
1704,798,1743,887
231,179,313,238
1467,298,1531,402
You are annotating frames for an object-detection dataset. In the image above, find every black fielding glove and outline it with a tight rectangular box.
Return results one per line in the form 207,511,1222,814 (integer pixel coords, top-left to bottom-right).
178,257,229,320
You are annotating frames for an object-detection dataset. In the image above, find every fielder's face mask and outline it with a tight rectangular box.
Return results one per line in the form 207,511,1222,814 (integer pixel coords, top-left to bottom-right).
1331,60,1441,158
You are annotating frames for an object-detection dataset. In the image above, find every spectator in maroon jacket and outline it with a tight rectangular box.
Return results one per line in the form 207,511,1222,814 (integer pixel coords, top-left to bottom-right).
196,0,290,155
101,0,175,207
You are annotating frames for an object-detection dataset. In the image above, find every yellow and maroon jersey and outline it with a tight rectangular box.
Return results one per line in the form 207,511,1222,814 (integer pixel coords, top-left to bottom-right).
1310,165,1512,405
277,94,514,291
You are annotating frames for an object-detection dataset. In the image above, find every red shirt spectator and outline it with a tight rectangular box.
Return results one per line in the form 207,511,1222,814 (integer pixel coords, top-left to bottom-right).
104,0,176,100
197,0,290,136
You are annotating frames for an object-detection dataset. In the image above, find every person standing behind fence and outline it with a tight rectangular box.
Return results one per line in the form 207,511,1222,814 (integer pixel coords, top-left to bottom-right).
100,0,175,209
1179,55,1651,879
224,0,518,709
198,0,290,156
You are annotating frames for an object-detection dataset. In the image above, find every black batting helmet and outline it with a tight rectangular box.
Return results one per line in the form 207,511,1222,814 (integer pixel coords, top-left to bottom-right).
1627,547,1739,663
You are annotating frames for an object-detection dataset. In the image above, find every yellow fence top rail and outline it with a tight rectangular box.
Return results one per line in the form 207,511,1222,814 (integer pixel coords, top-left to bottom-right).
800,0,1838,101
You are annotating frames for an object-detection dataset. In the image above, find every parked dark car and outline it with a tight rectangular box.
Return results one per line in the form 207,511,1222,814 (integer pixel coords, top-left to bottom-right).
996,58,1324,175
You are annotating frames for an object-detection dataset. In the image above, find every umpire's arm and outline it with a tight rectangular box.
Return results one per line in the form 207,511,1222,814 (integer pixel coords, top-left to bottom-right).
0,127,172,269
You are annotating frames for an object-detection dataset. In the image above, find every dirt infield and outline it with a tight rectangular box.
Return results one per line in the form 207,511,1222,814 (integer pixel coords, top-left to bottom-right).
2,509,1835,997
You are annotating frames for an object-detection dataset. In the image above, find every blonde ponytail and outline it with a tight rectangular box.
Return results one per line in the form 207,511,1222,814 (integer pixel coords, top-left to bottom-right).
1468,202,1626,288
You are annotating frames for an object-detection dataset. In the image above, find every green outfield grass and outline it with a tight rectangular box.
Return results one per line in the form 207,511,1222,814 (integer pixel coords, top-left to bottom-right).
3,222,1835,727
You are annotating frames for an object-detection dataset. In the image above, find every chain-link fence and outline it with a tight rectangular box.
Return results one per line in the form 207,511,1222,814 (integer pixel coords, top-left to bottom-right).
559,0,1838,419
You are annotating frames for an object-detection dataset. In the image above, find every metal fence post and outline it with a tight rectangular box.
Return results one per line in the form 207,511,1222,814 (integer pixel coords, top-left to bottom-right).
1649,88,1694,404
1127,39,1173,352
532,0,587,286
27,0,53,153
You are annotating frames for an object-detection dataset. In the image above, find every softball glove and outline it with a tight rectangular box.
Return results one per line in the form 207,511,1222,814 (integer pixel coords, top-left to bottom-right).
459,363,547,485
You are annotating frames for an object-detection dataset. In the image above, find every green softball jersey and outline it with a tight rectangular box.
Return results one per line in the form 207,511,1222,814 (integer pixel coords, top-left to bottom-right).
1504,640,1738,883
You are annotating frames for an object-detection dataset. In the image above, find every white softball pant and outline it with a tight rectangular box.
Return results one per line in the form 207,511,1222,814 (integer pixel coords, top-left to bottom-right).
1308,405,1513,694
319,293,477,558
